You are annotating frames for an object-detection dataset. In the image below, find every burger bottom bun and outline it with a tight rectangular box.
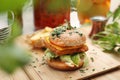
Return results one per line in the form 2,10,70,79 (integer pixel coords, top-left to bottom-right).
47,59,83,71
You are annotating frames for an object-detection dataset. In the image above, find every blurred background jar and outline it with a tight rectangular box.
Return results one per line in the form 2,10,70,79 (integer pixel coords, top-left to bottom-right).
33,0,70,30
77,0,110,24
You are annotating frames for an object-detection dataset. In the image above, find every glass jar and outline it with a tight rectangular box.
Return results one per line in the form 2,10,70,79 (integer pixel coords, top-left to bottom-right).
77,0,110,24
33,0,70,30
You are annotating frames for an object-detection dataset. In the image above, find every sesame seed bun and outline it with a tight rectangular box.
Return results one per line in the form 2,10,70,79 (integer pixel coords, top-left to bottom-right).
49,29,86,47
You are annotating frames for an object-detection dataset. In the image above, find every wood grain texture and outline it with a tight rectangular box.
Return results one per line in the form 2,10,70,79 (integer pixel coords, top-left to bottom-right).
12,68,30,80
91,68,120,80
0,68,30,80
19,27,120,80
0,70,12,80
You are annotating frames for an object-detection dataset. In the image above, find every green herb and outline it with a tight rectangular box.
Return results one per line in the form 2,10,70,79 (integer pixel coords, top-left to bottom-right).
41,62,46,65
32,61,35,63
92,69,95,71
92,6,120,54
113,6,120,21
67,22,73,30
103,68,106,70
79,33,83,36
69,32,73,36
28,64,32,66
74,31,79,33
79,69,85,73
86,68,88,70
90,57,94,62
92,49,95,51
73,31,83,36
51,26,66,37
42,56,45,61
36,58,39,62
74,26,77,29
38,71,41,73
33,66,36,68
79,53,85,59
69,77,72,78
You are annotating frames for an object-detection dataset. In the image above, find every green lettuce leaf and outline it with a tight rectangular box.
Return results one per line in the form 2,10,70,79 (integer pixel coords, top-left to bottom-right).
45,49,57,59
60,55,74,64
45,49,88,66
71,53,81,66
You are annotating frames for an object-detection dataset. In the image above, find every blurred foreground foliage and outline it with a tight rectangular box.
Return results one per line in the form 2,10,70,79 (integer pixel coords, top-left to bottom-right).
0,19,31,73
0,0,31,73
0,0,28,12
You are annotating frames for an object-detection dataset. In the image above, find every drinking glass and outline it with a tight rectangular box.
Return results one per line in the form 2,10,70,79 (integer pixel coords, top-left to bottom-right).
77,0,110,24
0,11,14,44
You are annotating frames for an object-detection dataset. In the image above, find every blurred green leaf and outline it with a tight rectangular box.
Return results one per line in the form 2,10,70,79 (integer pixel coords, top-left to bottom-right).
0,0,28,12
0,19,31,73
0,0,31,72
105,22,120,34
0,46,31,73
107,11,113,18
113,6,120,21
92,22,120,53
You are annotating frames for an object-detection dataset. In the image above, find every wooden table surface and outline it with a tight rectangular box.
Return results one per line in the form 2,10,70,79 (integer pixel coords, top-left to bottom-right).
22,0,120,80
0,0,120,80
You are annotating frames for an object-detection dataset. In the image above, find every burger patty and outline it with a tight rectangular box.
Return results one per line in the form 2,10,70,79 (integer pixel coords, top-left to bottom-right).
44,38,88,56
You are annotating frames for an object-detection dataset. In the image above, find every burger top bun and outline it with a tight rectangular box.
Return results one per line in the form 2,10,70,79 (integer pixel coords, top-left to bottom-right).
50,29,86,47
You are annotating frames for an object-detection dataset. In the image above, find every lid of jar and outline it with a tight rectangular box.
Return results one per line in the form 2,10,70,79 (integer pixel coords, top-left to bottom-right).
90,16,107,22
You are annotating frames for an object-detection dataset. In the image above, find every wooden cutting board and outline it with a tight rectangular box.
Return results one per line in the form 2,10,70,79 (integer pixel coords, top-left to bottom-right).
18,27,120,80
